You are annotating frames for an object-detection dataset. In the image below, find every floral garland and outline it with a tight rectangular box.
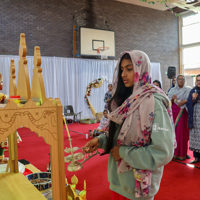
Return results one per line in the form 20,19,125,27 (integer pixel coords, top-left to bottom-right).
139,0,171,4
84,78,104,108
139,0,180,16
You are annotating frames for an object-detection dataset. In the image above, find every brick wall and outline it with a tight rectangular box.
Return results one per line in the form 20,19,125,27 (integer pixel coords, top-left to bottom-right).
0,0,179,91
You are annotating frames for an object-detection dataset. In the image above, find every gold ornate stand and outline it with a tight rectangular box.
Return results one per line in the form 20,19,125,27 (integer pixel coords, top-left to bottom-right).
0,33,66,200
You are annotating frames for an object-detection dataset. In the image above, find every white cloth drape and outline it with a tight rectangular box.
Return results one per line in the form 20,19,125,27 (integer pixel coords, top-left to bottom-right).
0,55,161,119
151,62,162,86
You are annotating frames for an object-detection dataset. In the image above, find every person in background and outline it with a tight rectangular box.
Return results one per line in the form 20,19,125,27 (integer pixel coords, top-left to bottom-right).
83,50,174,200
91,110,110,137
168,75,191,161
186,74,200,164
153,80,162,89
104,84,112,110
168,76,176,93
97,110,110,131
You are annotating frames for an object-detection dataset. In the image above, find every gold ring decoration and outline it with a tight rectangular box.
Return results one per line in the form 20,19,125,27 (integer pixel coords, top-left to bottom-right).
84,78,104,118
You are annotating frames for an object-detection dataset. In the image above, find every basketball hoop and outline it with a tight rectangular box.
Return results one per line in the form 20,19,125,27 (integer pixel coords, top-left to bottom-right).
97,47,110,53
97,47,110,60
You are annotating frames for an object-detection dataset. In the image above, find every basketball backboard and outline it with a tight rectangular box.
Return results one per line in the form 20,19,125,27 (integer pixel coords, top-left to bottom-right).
80,27,115,58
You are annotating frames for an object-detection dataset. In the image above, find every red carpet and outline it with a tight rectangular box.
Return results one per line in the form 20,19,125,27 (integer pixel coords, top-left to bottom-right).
4,123,200,200
155,161,200,200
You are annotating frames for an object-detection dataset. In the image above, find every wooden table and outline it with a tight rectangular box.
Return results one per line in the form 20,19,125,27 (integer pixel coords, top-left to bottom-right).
0,172,46,200
0,161,47,200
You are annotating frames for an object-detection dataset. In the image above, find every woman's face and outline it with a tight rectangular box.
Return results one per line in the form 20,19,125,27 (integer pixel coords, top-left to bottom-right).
108,84,112,91
177,75,185,88
153,82,160,88
120,58,135,87
103,111,108,118
196,76,200,88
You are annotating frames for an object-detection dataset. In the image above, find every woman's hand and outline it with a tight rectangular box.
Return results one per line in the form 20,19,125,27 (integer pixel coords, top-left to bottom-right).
178,100,187,107
171,94,177,102
110,145,121,161
83,137,99,153
192,93,198,100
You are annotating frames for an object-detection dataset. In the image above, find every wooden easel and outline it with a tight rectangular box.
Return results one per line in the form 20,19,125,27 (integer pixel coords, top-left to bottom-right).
0,33,66,200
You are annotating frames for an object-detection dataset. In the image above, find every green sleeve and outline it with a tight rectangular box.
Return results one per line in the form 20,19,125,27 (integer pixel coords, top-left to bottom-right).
119,98,174,170
97,134,108,151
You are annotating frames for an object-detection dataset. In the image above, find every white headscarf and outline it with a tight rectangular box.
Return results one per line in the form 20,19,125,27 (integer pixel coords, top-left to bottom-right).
168,74,191,109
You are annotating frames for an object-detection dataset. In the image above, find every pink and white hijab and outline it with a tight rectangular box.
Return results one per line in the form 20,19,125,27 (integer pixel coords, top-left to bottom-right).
108,50,173,198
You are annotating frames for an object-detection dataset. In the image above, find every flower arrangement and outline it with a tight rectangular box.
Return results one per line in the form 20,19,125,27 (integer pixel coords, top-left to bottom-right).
84,78,103,108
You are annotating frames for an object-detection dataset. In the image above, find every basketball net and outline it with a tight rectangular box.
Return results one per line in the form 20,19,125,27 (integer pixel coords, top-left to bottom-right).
97,47,110,60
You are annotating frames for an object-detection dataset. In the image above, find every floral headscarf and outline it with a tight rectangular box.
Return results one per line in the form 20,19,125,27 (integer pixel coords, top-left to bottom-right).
108,50,174,198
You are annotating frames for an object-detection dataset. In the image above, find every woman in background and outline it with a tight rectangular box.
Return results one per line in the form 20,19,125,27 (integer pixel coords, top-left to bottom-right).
104,84,112,110
91,110,110,137
187,74,200,164
84,50,174,200
168,75,191,161
97,110,110,131
153,80,162,89
168,76,176,93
